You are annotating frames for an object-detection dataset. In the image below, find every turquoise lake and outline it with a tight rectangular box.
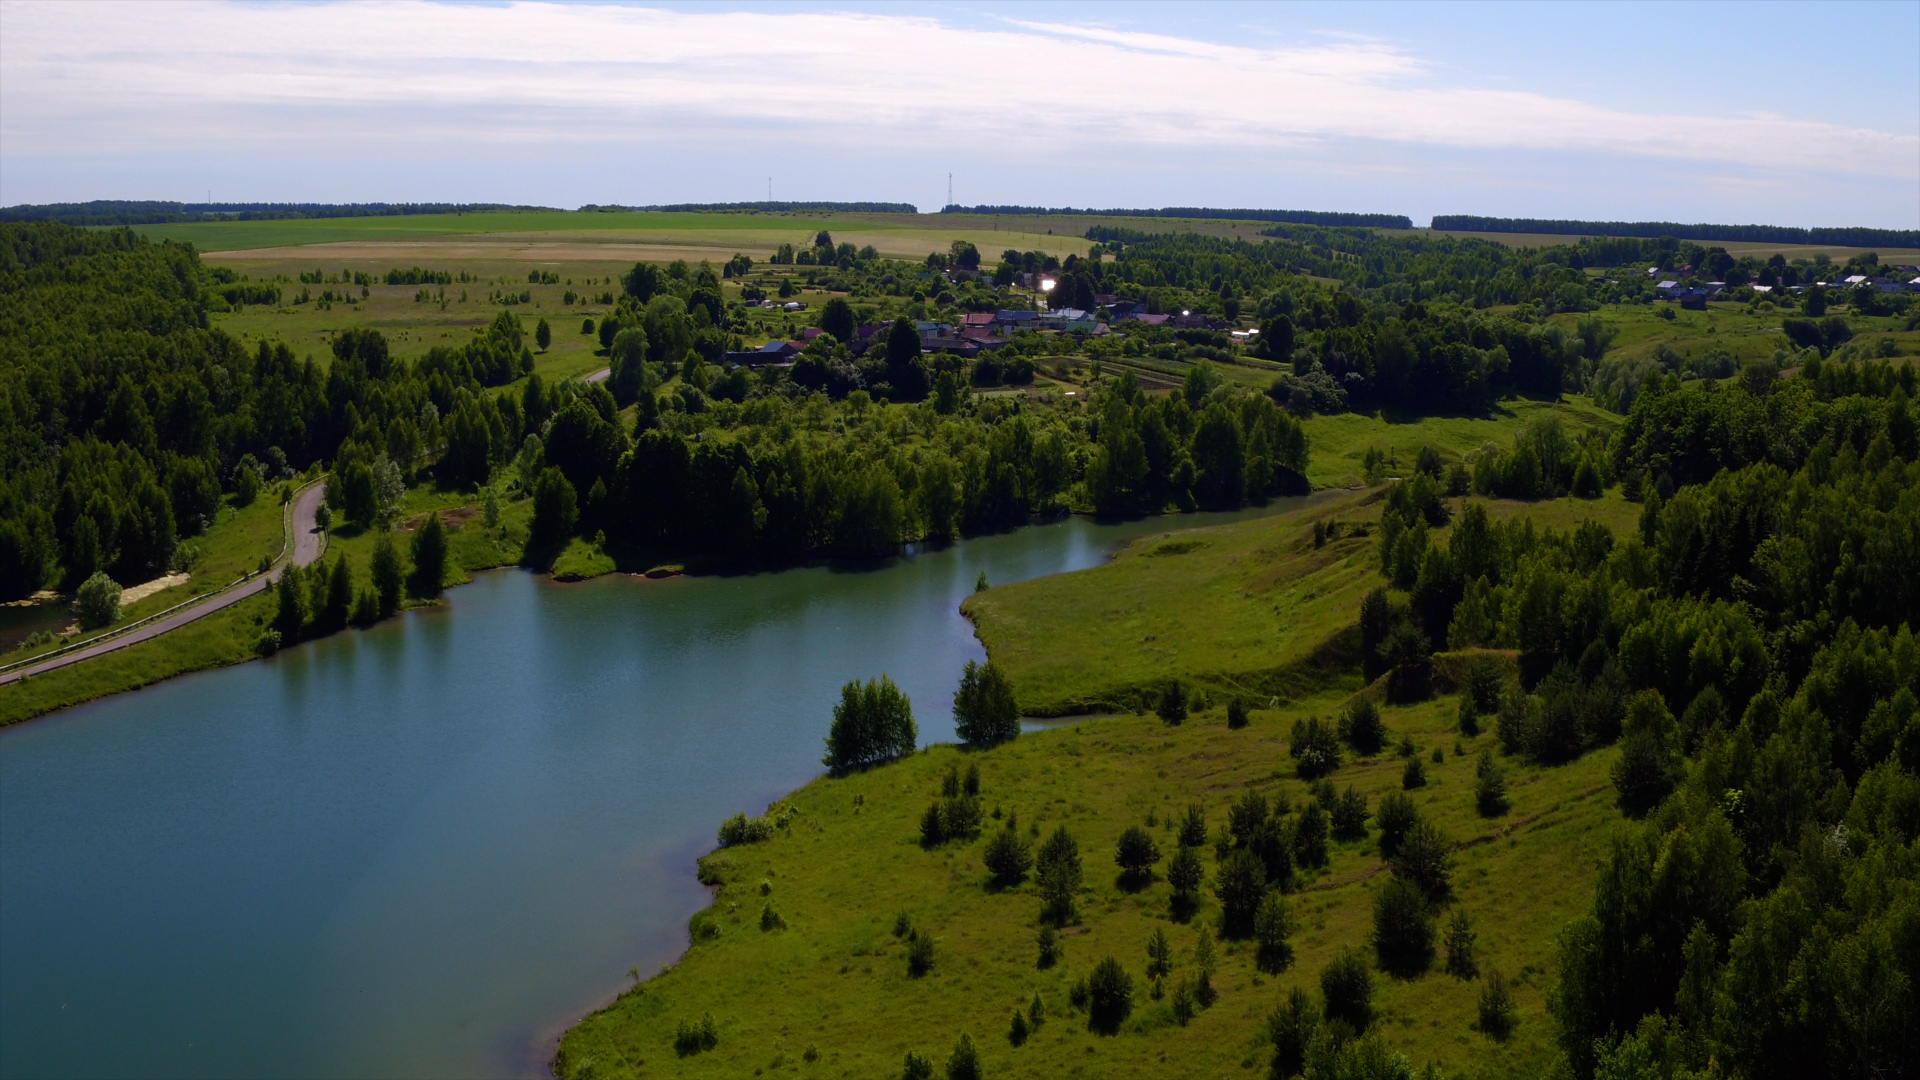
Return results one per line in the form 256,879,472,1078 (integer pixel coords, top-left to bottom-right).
0,503,1299,1078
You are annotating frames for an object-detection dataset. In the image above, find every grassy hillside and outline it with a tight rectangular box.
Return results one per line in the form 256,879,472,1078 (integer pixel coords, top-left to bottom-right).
557,490,1644,1079
963,487,1638,718
558,691,1619,1080
1298,398,1619,491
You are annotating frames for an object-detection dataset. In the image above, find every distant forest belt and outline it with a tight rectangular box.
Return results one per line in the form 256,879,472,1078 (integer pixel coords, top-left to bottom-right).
1382,229,1920,262
204,230,1091,265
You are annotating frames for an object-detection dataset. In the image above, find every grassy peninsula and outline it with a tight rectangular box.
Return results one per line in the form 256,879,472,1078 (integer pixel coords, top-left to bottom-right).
555,490,1635,1077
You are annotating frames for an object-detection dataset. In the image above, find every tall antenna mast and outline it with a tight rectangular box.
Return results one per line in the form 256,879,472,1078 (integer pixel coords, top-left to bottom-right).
768,177,772,201
948,172,953,209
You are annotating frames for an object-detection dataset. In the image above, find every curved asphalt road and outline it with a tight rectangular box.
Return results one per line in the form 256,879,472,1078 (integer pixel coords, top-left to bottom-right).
584,367,610,384
0,484,327,687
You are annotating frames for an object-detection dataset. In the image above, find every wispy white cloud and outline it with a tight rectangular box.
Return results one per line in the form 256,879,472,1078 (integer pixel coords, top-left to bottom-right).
0,1,1912,197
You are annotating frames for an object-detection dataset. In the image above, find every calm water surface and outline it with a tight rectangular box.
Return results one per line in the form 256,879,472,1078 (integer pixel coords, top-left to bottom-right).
0,503,1298,1079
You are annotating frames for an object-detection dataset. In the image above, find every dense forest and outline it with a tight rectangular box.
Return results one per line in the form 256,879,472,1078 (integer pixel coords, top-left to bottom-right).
1365,367,1918,1077
1429,215,1919,250
0,201,555,226
940,206,1414,228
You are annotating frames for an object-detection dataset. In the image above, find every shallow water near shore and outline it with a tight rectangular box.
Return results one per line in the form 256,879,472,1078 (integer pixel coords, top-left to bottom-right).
0,500,1304,1079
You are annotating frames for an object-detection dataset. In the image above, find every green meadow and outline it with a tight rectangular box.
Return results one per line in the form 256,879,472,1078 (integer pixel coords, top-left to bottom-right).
556,490,1636,1079
134,209,1101,260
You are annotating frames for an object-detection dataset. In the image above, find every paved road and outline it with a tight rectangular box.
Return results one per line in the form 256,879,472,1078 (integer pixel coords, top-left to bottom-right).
0,484,327,687
584,367,610,384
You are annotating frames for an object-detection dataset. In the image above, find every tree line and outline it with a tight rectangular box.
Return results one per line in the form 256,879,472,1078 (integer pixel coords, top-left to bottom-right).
1428,214,1919,250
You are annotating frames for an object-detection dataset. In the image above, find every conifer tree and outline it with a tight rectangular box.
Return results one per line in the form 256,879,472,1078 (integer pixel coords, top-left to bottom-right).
1036,826,1082,924
409,512,447,598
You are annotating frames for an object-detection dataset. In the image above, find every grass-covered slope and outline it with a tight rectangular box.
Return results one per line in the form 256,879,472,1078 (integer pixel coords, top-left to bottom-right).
557,697,1619,1080
962,490,1381,717
962,486,1639,718
557,491,1647,1079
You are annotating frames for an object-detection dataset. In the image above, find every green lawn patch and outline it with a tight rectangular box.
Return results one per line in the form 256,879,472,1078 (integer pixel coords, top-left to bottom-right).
551,537,618,581
1298,397,1617,490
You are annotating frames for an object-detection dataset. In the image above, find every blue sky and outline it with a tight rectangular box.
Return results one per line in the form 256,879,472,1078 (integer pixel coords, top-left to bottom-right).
2,0,1914,227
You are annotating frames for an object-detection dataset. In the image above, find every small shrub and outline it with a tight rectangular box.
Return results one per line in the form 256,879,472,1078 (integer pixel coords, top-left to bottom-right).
1145,926,1174,983
940,795,984,840
920,802,947,847
1392,821,1454,900
1227,698,1250,729
947,1035,982,1080
1068,975,1090,1011
1036,924,1059,969
1215,850,1269,938
1166,845,1203,916
1371,877,1434,974
983,824,1032,886
1114,825,1162,883
1036,826,1082,924
1254,891,1295,973
1028,993,1046,1028
1331,787,1369,841
1170,976,1197,1025
1478,969,1517,1039
893,911,914,938
1462,656,1505,712
1375,791,1419,858
759,903,786,931
1458,693,1481,735
1268,985,1319,1078
1431,745,1444,764
1293,801,1329,868
1475,750,1510,817
1008,1007,1029,1046
1157,679,1189,724
1321,948,1374,1032
907,931,935,977
74,572,121,630
1340,698,1386,756
673,1013,719,1056
963,763,981,796
1229,790,1270,847
1290,717,1342,778
718,811,775,847
1445,908,1478,978
1086,956,1134,1034
1178,804,1209,848
1402,755,1427,789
